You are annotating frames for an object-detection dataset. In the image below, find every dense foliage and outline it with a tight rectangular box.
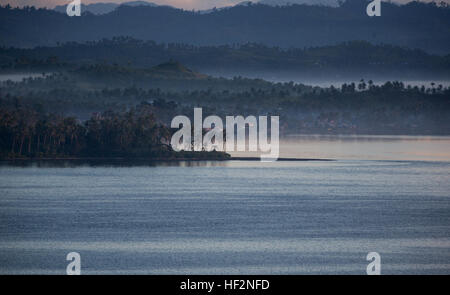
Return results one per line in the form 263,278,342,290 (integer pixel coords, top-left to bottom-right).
1,69,449,135
1,1,449,53
0,104,230,160
1,38,449,80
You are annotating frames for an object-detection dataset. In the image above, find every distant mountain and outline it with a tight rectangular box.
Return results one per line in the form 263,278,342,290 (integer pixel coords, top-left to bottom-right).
123,1,159,7
1,38,449,80
257,0,340,7
236,1,255,6
149,60,207,79
54,1,159,15
1,0,450,54
199,1,253,14
70,60,208,83
54,3,116,15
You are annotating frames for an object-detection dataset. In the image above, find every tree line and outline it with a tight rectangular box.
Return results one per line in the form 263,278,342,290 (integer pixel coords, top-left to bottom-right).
0,104,229,160
1,1,450,53
1,37,449,78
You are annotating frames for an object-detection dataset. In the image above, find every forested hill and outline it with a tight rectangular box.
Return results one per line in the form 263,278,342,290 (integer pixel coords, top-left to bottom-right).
1,0,449,54
2,39,449,80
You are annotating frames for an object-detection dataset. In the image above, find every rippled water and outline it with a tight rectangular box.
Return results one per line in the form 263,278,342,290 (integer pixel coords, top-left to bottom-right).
0,136,449,274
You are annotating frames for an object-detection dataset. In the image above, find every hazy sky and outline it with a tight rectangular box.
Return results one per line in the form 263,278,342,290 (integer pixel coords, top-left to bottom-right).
1,0,449,10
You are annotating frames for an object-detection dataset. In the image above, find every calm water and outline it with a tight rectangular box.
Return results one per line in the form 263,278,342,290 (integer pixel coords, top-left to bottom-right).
0,136,449,274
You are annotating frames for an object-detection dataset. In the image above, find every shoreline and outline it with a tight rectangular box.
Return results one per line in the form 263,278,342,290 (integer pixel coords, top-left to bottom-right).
0,157,334,162
229,157,333,161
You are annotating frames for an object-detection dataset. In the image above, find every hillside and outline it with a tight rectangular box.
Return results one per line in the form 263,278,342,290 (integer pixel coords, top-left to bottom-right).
1,63,449,135
1,1,449,54
150,60,207,79
1,38,449,81
53,1,160,15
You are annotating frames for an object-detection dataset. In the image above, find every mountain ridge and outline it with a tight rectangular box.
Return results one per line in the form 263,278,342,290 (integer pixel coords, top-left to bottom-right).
54,1,161,15
1,1,449,54
1,38,449,81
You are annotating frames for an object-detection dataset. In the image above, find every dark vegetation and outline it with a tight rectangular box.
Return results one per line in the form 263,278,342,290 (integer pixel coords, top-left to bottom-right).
0,1,449,160
0,103,230,160
1,38,449,80
1,1,449,54
1,62,449,137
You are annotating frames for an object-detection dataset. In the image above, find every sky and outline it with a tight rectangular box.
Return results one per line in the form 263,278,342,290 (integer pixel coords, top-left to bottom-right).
1,0,449,11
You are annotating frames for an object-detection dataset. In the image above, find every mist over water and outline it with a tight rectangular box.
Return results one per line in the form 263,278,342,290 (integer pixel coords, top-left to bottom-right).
2,72,449,90
1,0,449,277
196,70,450,88
0,73,46,82
229,135,450,162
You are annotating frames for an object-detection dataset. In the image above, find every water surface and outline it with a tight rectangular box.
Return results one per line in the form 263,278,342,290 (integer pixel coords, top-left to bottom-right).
0,136,449,274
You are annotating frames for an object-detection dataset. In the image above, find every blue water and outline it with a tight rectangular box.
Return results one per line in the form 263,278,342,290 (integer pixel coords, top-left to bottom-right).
0,159,449,274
